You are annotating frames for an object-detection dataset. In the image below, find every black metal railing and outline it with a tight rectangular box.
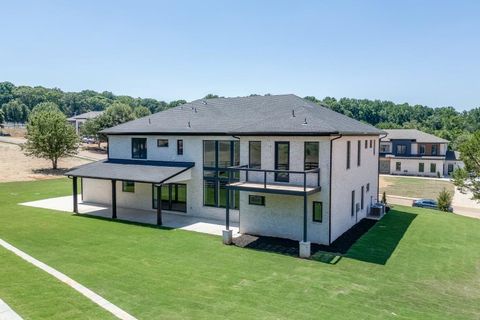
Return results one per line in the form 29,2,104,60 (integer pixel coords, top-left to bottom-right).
227,165,321,192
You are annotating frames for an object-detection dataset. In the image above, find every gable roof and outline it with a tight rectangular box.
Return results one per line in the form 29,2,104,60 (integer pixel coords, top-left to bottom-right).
68,111,104,121
382,129,448,143
101,94,382,136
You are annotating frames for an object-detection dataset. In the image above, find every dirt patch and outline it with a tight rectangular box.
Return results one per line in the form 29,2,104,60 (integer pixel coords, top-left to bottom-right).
0,142,91,182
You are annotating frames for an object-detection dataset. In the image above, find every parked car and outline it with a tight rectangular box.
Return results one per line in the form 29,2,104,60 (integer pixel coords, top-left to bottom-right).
82,136,96,144
412,199,453,212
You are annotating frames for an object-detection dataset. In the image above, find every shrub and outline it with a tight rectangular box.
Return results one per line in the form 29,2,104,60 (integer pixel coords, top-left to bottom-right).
382,191,387,204
437,188,453,212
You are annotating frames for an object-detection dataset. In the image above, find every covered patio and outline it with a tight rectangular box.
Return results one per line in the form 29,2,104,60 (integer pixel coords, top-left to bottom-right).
20,195,239,236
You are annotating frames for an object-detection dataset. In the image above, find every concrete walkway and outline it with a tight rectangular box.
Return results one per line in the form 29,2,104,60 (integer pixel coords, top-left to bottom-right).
20,196,239,236
0,299,22,320
0,239,136,320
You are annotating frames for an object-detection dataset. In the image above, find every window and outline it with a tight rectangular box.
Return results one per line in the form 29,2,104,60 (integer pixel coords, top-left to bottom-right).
122,181,135,192
304,142,319,170
357,140,361,166
313,201,323,222
365,140,368,149
419,162,424,173
431,144,438,156
366,183,370,192
249,195,265,206
203,180,217,206
346,141,351,169
361,186,364,210
157,139,169,147
351,190,355,216
369,140,373,148
132,138,147,159
203,141,216,167
430,163,436,173
152,183,187,212
396,144,407,155
396,162,401,171
177,140,183,155
448,164,454,174
419,144,425,155
373,140,376,155
249,141,261,169
380,143,390,153
275,142,290,182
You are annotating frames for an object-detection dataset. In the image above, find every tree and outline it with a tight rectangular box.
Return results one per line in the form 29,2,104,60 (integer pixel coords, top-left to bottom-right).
203,94,219,99
452,131,480,201
23,108,80,169
31,101,60,114
1,99,27,124
0,109,4,125
133,106,151,118
437,188,453,212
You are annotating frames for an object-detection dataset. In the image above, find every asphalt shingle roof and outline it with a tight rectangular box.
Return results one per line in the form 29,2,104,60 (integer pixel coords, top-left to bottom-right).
68,111,104,121
101,94,383,136
383,129,449,143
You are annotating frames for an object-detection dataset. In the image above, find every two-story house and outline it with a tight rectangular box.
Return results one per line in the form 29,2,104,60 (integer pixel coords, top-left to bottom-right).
67,111,104,134
379,129,464,177
66,95,383,257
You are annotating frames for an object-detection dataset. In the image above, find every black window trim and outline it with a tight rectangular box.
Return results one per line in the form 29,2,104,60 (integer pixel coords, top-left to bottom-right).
274,141,290,182
249,141,261,169
122,181,135,193
131,137,147,159
249,195,265,206
177,139,183,155
351,190,355,216
357,140,361,167
312,201,323,223
157,139,169,147
347,141,351,170
304,141,319,171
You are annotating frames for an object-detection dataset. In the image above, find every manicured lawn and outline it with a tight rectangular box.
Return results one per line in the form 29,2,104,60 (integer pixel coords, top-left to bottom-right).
380,175,455,199
1,179,479,319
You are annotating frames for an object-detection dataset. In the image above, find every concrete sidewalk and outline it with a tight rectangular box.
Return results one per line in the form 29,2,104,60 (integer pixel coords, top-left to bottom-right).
0,299,22,320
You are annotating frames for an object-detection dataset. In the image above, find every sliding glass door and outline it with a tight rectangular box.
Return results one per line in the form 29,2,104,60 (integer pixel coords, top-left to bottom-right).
152,183,187,212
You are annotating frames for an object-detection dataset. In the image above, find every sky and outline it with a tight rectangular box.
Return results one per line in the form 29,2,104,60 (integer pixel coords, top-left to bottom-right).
0,0,479,110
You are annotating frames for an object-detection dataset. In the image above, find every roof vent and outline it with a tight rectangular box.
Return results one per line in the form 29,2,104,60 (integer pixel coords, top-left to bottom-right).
292,109,296,117
187,121,191,128
302,118,308,125
202,100,208,105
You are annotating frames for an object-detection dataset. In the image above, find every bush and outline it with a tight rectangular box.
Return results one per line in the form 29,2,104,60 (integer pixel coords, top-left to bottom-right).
437,188,453,212
382,191,387,204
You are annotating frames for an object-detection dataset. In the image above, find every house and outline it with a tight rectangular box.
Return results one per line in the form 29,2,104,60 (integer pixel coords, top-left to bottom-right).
379,129,464,177
65,94,383,258
67,111,104,134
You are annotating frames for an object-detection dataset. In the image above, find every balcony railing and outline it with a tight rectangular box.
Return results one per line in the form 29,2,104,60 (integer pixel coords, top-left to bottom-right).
226,165,321,193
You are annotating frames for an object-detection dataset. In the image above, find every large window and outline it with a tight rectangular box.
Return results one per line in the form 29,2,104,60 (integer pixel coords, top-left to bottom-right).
419,162,425,173
419,144,426,155
431,144,438,155
122,181,135,193
396,144,407,155
249,141,261,169
346,141,351,169
380,143,390,153
152,183,187,212
203,140,240,209
313,201,323,222
275,142,290,182
430,163,436,173
132,138,147,159
304,142,319,170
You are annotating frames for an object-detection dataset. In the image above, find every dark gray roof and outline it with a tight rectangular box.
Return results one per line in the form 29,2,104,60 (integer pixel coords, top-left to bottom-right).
65,159,194,184
68,111,104,121
383,129,448,143
446,150,461,161
101,94,383,136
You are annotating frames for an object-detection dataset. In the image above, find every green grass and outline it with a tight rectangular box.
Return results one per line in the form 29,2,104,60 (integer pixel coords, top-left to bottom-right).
380,175,455,199
1,179,480,319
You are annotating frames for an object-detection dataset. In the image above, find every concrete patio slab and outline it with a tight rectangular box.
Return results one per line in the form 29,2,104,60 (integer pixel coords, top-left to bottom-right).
20,195,239,236
0,298,23,320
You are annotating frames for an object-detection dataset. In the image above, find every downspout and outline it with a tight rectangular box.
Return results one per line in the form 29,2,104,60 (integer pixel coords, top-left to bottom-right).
377,133,388,202
328,133,342,245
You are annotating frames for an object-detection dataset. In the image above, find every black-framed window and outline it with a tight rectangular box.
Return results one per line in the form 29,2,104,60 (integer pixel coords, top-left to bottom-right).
419,162,425,172
361,185,364,210
346,141,351,169
249,141,261,169
132,138,147,159
351,190,355,216
249,195,265,206
157,139,169,147
122,181,135,193
177,139,183,155
366,183,370,192
396,144,407,155
152,183,187,212
448,164,454,174
396,162,401,171
431,144,438,156
357,140,361,166
419,144,426,155
203,140,240,209
369,140,373,148
275,141,290,182
430,163,436,173
304,142,319,170
313,201,322,222
373,140,376,155
364,140,368,149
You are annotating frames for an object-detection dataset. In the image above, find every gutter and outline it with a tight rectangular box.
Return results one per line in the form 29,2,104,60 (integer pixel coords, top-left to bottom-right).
328,133,343,245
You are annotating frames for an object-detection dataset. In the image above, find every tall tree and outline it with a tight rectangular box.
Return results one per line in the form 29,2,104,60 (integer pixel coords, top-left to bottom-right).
1,99,28,123
23,108,80,169
452,131,480,202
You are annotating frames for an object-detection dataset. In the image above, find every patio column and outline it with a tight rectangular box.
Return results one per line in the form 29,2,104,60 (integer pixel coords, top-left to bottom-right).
223,189,232,245
299,193,311,258
111,179,117,219
72,177,78,213
156,184,162,226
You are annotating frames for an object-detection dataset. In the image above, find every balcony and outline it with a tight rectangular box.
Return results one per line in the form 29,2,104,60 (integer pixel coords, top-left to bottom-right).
225,165,321,195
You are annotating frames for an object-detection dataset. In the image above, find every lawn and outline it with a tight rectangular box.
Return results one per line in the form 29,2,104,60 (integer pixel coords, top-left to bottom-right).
380,175,455,199
0,179,479,319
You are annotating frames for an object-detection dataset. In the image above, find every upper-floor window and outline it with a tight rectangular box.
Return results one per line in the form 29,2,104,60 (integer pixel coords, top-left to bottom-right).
132,138,147,159
177,140,183,155
419,144,426,155
396,144,407,155
346,141,351,170
357,140,361,166
369,140,373,148
275,141,290,182
249,141,261,169
364,140,368,149
380,143,390,153
304,142,319,170
157,139,169,147
431,144,438,155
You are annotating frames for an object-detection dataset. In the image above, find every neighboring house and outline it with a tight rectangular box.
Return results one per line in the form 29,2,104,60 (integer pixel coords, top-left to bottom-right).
67,111,104,134
379,129,464,177
66,94,383,257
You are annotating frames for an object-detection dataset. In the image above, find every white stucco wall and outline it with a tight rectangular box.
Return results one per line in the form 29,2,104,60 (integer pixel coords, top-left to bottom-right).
330,136,379,242
390,158,445,177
